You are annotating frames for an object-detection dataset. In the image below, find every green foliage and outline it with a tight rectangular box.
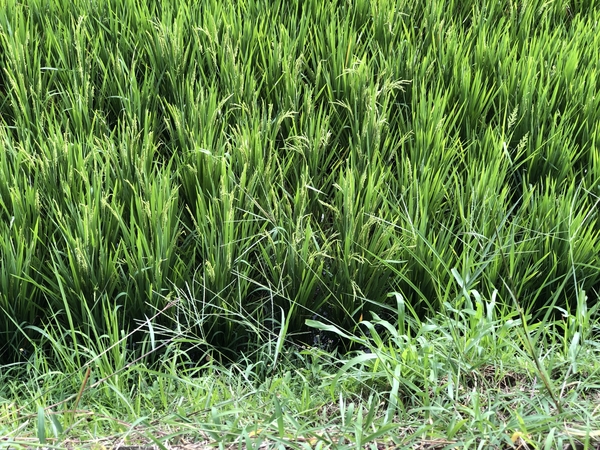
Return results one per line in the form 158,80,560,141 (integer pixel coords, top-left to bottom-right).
0,0,599,364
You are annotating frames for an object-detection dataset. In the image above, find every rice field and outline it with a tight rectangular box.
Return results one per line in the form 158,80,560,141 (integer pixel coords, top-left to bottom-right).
1,0,600,447
1,0,598,357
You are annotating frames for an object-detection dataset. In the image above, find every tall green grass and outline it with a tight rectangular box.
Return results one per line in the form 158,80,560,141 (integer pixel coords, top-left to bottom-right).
0,0,599,362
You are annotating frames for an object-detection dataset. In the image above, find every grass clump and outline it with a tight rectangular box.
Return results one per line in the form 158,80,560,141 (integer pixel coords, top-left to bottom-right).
3,287,600,448
1,0,600,447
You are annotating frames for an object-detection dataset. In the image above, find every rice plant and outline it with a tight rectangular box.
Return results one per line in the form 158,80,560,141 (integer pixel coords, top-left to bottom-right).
0,0,598,361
